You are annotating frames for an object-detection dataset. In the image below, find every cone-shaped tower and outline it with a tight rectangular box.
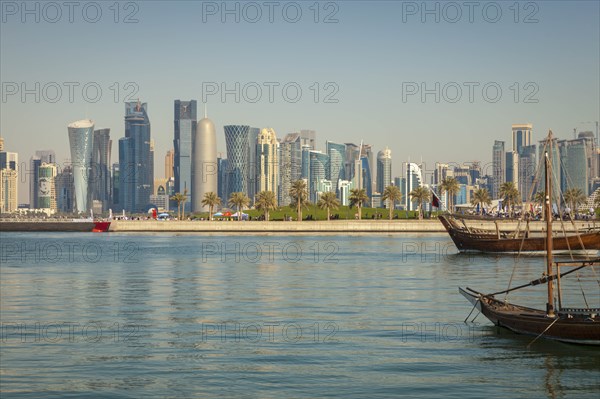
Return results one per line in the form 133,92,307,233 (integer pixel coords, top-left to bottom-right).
192,105,217,211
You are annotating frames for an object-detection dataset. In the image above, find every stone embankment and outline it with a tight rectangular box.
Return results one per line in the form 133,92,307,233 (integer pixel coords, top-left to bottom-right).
108,219,598,233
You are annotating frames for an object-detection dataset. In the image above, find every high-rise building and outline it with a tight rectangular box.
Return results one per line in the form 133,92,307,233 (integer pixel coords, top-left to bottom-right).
376,147,392,194
29,156,41,208
326,141,346,195
247,127,260,202
224,125,250,196
279,133,302,206
92,128,111,210
111,163,120,210
192,106,217,212
405,162,423,211
361,156,373,198
301,144,311,181
338,180,353,206
309,151,329,202
56,163,74,213
344,143,360,182
68,119,94,213
538,134,561,197
505,151,519,188
217,157,229,202
256,128,278,201
119,101,153,213
300,129,316,150
512,124,532,154
362,144,376,195
165,149,174,180
174,100,197,210
38,162,57,211
0,138,18,213
492,140,505,199
559,134,596,196
518,145,537,200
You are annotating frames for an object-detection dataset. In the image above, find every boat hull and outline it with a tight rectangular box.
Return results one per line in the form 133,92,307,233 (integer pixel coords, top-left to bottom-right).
460,288,600,345
0,221,110,233
440,215,600,253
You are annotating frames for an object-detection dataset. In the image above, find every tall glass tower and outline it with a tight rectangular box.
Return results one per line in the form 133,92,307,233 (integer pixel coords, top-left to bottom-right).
174,100,197,211
224,125,250,197
256,128,278,200
279,133,302,205
405,162,423,211
309,151,329,202
376,147,392,194
119,101,152,213
492,140,505,199
68,119,94,213
192,106,217,212
326,141,346,195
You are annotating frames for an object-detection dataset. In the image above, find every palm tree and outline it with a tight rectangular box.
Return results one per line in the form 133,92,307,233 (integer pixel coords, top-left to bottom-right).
533,191,545,207
409,186,431,220
228,192,250,221
499,182,521,216
439,177,459,213
470,188,492,214
255,191,278,221
317,191,340,221
349,188,369,220
564,188,586,215
201,192,221,221
289,180,309,221
170,189,188,220
382,185,402,220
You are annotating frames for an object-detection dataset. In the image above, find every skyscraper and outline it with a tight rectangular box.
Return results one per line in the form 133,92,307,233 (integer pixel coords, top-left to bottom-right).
0,138,18,213
56,163,74,213
309,151,329,202
174,100,197,211
29,156,41,208
224,125,250,196
326,141,346,195
518,145,536,200
300,129,316,150
119,101,152,213
405,162,423,211
68,119,94,213
505,151,519,187
512,124,532,154
255,128,279,199
279,133,302,206
192,106,217,212
247,127,260,202
344,143,360,182
492,140,505,199
38,162,57,210
376,147,392,194
559,134,596,196
92,128,111,210
165,149,174,180
217,156,229,202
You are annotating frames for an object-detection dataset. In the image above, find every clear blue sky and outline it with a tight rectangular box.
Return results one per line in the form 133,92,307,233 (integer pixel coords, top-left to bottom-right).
1,1,599,202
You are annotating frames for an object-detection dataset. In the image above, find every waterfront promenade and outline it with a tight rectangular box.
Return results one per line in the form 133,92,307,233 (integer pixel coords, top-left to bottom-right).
108,219,598,233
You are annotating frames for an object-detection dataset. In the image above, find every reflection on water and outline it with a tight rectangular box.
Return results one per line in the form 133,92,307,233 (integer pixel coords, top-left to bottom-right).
1,233,598,398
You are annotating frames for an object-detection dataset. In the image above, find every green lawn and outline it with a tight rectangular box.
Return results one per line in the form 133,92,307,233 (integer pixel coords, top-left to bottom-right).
191,204,441,221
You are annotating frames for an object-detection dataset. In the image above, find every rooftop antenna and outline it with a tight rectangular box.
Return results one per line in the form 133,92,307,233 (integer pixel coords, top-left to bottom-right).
204,103,207,119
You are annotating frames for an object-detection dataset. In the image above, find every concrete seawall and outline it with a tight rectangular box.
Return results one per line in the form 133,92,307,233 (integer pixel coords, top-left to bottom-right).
109,219,599,234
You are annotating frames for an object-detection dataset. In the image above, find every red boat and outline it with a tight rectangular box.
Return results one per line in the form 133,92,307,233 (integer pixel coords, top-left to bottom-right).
92,221,111,233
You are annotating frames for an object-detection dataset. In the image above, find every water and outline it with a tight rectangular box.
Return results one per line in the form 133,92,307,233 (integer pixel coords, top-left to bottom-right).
1,233,599,398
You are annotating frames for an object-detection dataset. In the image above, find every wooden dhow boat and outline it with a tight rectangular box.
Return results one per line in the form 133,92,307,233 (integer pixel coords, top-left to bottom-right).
460,139,600,345
439,214,600,253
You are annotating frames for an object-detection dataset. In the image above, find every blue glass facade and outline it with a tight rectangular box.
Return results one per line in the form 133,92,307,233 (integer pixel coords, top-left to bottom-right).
326,141,345,194
119,102,152,213
224,125,250,198
174,100,197,211
309,151,329,202
361,156,372,198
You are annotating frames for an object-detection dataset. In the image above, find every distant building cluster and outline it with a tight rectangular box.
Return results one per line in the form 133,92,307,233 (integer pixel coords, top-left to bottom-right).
3,111,599,217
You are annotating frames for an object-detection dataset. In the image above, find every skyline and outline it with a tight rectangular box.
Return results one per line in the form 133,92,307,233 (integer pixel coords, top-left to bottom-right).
1,1,599,202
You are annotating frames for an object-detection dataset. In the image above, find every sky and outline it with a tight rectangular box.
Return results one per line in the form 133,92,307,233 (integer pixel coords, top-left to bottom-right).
1,0,599,202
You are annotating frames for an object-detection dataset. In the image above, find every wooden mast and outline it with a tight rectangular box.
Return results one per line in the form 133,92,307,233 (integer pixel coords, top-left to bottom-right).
545,132,555,317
